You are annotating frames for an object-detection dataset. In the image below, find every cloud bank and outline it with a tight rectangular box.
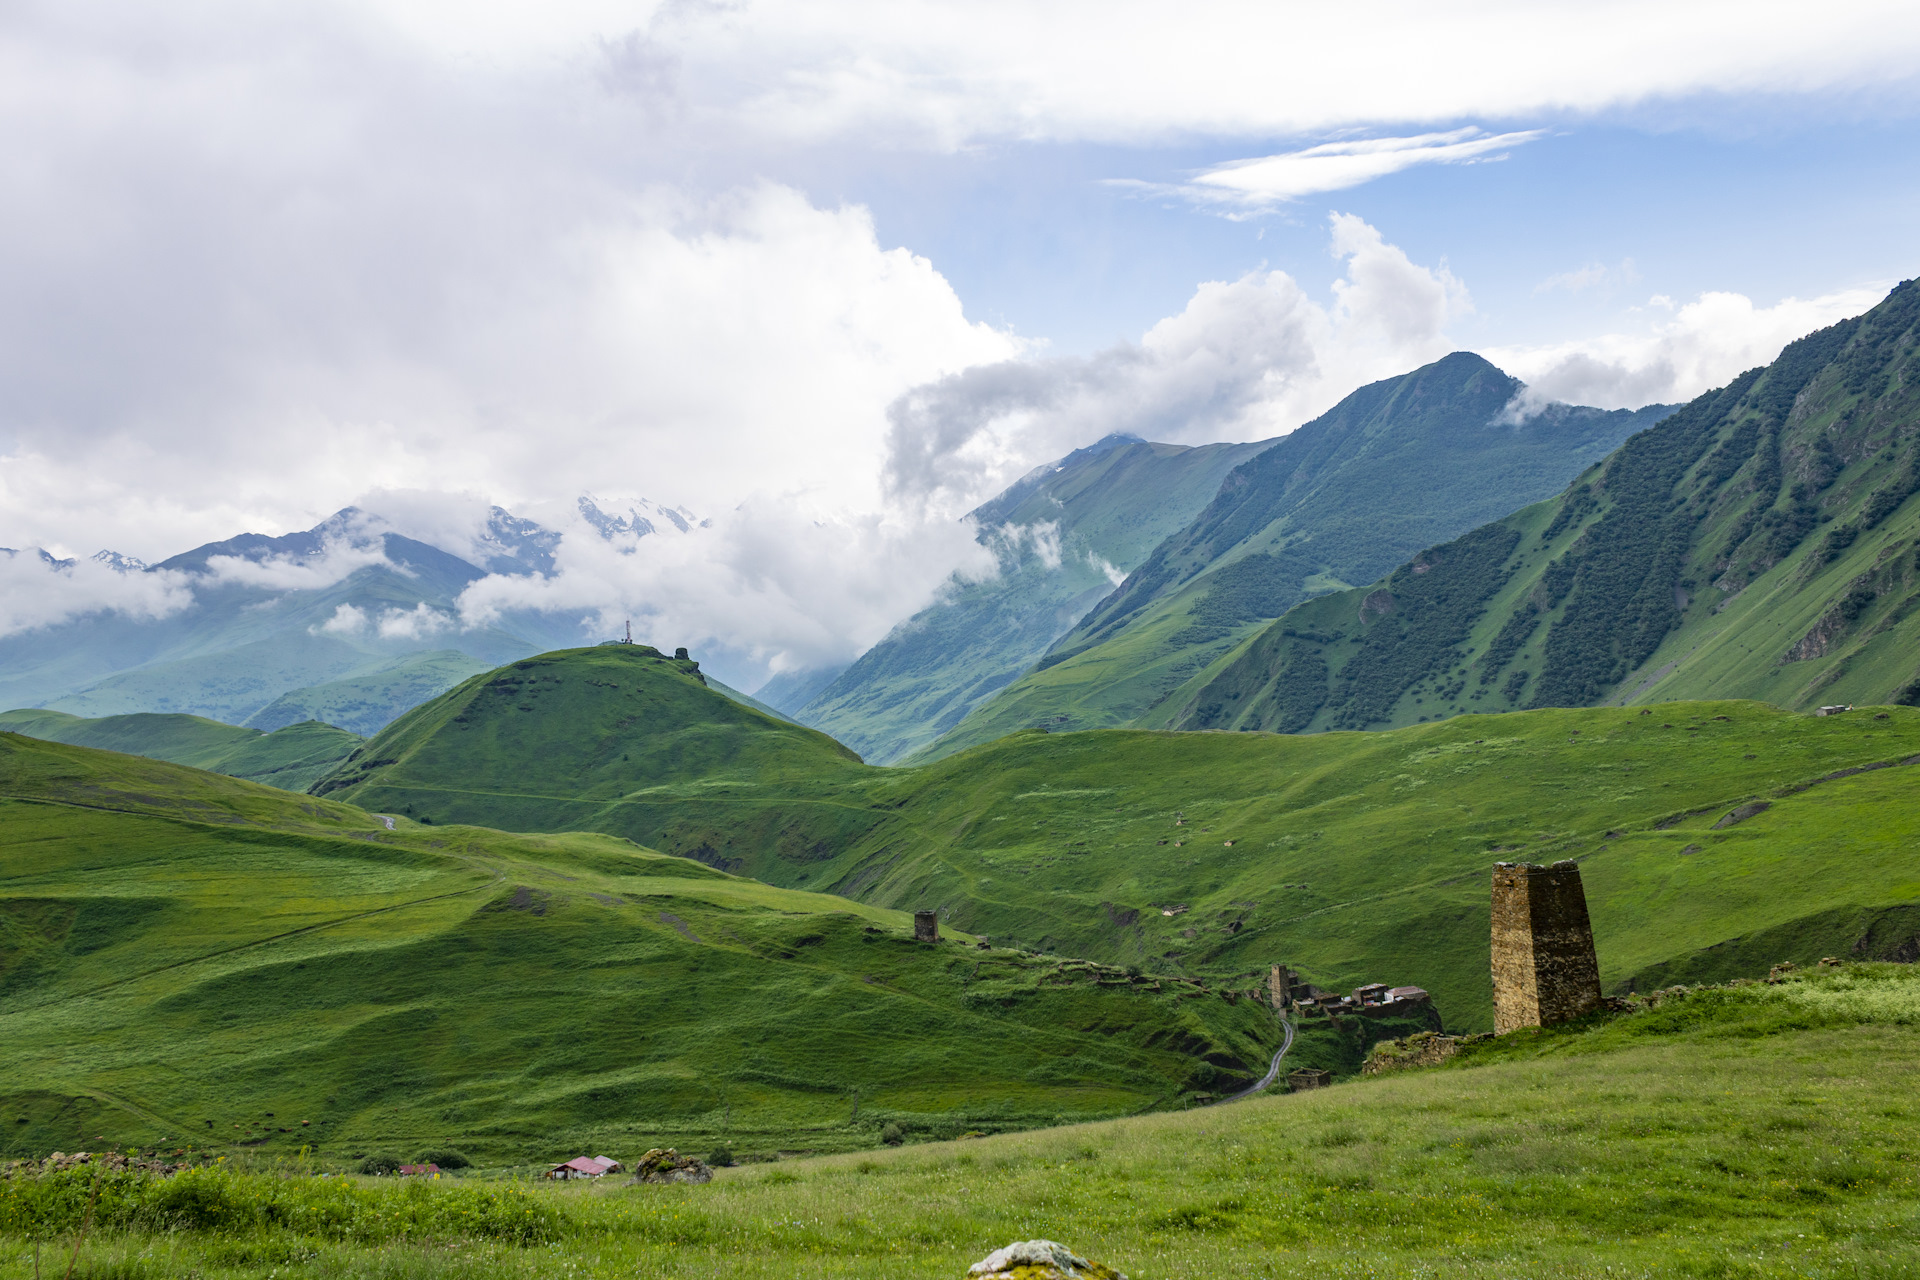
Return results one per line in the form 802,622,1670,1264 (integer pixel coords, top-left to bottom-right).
1489,285,1889,410
883,214,1470,511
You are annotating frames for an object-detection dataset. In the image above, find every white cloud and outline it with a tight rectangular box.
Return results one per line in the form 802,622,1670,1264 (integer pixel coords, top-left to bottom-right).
201,539,392,591
1535,260,1640,295
1133,130,1545,211
1488,284,1889,411
456,497,995,673
318,604,370,636
376,603,458,641
0,549,195,636
355,0,1920,148
883,213,1470,511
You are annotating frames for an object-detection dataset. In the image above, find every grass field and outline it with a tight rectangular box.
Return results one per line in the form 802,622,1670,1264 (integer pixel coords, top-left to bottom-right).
5,963,1917,1279
0,708,361,791
0,732,1281,1165
320,648,1920,1032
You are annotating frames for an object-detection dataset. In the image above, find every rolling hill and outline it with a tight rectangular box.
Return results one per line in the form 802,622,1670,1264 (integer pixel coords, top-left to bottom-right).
916,353,1673,761
0,731,1283,1164
1165,278,1920,734
314,645,1920,1033
0,708,361,791
787,433,1272,763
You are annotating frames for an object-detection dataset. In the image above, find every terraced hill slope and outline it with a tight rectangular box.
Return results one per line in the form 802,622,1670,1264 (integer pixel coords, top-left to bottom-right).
0,708,361,791
1165,278,1920,734
315,646,1920,1033
918,354,1673,760
0,733,1282,1163
789,434,1271,763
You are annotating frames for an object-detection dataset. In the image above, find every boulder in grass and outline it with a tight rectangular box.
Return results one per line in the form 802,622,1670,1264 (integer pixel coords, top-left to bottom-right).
967,1240,1126,1279
628,1147,712,1185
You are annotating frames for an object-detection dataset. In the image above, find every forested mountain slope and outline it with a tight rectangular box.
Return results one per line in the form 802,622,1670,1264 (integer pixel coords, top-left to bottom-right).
1166,279,1920,733
314,644,1920,1032
917,353,1671,760
789,434,1269,763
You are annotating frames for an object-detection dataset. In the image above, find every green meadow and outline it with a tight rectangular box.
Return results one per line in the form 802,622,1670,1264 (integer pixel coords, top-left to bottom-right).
0,732,1279,1164
5,964,1919,1279
321,646,1920,1031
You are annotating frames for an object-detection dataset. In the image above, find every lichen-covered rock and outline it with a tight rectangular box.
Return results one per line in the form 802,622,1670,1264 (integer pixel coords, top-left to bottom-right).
629,1147,712,1185
967,1239,1125,1279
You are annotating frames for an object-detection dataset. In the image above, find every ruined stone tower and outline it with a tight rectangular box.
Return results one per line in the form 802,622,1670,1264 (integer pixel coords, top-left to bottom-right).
1267,964,1295,1011
1491,860,1602,1034
913,910,939,943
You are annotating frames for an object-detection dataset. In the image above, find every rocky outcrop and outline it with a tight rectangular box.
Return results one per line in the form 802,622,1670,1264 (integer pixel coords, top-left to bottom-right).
968,1240,1126,1279
628,1148,712,1185
1,1151,184,1179
1361,1030,1459,1075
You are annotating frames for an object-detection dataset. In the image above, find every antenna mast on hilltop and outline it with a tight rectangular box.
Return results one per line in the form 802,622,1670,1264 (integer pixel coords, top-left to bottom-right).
622,620,633,644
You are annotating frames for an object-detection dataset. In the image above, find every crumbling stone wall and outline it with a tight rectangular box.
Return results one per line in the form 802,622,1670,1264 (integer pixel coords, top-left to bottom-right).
1491,860,1602,1034
914,910,940,943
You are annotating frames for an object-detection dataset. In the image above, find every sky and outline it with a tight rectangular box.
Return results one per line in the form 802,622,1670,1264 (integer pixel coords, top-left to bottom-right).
2,0,1918,687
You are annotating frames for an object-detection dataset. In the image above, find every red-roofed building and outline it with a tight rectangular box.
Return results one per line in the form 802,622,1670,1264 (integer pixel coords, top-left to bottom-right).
548,1156,623,1180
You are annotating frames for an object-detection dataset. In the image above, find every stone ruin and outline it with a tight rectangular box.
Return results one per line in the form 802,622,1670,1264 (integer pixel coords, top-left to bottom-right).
914,910,940,943
1491,859,1602,1034
1266,963,1294,1011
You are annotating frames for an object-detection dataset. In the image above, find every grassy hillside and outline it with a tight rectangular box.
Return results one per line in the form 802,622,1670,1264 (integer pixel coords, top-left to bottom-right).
8,963,1920,1279
0,708,361,791
1,732,1280,1165
793,435,1270,764
315,646,1920,1034
1170,278,1920,734
920,355,1672,761
244,649,496,735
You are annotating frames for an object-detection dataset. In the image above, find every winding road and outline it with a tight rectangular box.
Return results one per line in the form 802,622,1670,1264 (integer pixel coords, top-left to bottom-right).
1217,1014,1295,1104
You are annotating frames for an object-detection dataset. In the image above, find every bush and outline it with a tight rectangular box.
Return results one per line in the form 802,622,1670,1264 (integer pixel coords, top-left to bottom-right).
0,1165,564,1245
415,1150,471,1171
880,1123,905,1147
706,1145,736,1168
355,1156,400,1177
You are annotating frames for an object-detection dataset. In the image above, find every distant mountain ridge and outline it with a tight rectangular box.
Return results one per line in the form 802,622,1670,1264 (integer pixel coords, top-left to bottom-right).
913,352,1674,760
1166,279,1920,730
0,496,703,735
785,432,1272,762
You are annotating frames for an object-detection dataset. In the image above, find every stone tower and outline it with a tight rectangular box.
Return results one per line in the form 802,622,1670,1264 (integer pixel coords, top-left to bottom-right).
1491,860,1602,1034
913,910,940,943
1266,964,1295,1011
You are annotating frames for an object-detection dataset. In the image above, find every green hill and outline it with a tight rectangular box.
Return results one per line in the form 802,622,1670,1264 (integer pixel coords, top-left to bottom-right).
1167,278,1920,734
242,648,496,735
918,354,1672,761
0,732,1283,1164
790,434,1272,763
311,645,1920,1034
0,707,361,791
8,963,1920,1280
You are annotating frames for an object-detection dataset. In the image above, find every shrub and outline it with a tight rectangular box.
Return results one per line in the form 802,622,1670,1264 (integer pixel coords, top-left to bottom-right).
415,1150,471,1171
355,1156,400,1177
880,1123,905,1147
706,1145,736,1168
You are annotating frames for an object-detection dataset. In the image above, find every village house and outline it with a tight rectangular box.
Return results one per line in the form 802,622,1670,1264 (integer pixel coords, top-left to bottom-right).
548,1155,623,1180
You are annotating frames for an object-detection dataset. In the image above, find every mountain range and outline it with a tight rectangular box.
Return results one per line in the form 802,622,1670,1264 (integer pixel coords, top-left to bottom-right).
775,354,1672,761
1165,278,1920,732
0,498,710,736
